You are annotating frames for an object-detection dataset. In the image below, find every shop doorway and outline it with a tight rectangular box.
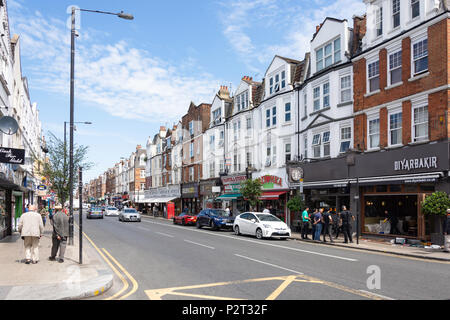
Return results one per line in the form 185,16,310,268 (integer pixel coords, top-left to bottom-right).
13,195,22,232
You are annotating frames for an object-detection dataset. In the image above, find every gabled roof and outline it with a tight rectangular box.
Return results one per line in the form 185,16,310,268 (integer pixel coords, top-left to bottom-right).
311,17,347,42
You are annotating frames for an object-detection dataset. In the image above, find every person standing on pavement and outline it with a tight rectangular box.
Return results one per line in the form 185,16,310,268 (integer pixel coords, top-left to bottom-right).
263,205,270,214
313,208,323,241
443,208,450,253
49,206,69,263
340,206,354,243
322,208,334,243
310,209,317,239
331,209,341,239
40,206,48,227
301,207,310,240
18,204,44,265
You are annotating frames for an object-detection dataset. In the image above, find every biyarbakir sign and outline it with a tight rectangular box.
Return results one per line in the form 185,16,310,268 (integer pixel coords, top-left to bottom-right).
394,157,438,172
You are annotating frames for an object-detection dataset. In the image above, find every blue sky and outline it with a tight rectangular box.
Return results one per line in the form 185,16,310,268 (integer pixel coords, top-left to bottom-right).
8,0,365,182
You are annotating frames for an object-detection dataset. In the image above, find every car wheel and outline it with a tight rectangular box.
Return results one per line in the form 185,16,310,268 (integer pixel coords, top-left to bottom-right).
210,220,217,231
234,225,240,236
173,218,176,224
256,228,263,240
182,219,186,226
196,221,202,229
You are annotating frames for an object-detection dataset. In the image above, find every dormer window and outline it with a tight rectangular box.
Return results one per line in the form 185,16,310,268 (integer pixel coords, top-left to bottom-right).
316,37,341,72
375,7,383,37
393,0,400,29
213,108,221,125
411,0,420,19
269,70,286,96
235,91,249,112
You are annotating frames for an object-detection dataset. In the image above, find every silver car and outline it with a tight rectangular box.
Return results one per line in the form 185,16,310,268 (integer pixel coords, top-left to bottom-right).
119,208,141,222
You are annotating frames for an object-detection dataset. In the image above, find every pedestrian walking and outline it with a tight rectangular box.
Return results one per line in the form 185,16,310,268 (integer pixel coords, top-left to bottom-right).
313,208,323,241
263,205,270,214
301,207,310,240
322,208,334,243
443,208,450,253
18,205,44,264
49,206,69,263
40,206,48,227
310,209,317,239
340,206,354,243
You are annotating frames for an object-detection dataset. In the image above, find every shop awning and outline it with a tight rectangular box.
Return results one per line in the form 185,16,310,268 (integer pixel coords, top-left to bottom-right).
156,197,178,203
216,194,242,201
259,191,288,200
144,197,178,203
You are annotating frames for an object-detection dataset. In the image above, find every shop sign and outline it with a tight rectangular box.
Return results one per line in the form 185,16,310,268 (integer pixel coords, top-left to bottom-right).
37,185,47,191
221,175,247,185
394,157,438,172
0,148,25,165
259,175,283,189
224,184,242,193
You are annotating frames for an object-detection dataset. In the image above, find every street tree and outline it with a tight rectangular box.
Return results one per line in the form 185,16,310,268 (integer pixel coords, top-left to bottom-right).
240,178,262,211
35,132,93,206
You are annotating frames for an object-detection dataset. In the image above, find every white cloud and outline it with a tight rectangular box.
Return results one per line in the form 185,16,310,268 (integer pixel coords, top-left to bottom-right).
9,7,223,124
220,0,366,75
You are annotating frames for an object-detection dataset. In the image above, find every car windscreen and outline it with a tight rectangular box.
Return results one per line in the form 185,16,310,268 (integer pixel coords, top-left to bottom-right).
91,208,102,212
212,209,230,217
256,214,281,222
107,207,117,210
124,209,137,213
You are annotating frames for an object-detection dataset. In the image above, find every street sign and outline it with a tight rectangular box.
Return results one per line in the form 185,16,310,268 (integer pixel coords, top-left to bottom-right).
299,179,304,194
37,185,47,191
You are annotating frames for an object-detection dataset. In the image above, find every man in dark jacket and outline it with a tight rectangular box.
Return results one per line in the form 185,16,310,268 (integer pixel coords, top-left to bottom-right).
322,208,334,243
444,209,450,253
49,207,69,263
340,206,354,243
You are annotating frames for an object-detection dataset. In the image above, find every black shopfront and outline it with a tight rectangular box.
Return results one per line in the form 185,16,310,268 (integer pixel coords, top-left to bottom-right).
181,182,200,214
294,140,449,240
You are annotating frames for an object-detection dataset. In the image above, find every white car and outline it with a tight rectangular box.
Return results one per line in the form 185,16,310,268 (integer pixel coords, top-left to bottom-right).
104,206,119,216
233,212,291,240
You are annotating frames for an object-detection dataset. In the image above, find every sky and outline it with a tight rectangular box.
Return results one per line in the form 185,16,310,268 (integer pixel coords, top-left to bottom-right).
8,0,366,183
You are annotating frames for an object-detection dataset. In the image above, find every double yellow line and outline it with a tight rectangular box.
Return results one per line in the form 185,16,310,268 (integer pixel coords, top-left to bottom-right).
82,232,139,300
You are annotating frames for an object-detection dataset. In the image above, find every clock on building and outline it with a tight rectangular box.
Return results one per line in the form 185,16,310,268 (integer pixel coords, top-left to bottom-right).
290,168,303,182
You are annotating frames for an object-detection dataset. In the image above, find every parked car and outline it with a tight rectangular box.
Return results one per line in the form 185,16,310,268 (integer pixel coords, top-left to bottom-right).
233,212,291,240
119,208,141,222
87,207,104,220
196,209,234,230
173,213,197,226
105,206,119,217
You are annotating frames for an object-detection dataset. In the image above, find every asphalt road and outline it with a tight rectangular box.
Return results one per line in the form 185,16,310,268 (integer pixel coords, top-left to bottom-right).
78,213,450,300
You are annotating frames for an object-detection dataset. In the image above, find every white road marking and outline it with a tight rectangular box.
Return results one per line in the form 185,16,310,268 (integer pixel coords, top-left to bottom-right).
156,232,174,238
141,218,358,262
235,254,304,275
359,290,395,300
184,239,215,250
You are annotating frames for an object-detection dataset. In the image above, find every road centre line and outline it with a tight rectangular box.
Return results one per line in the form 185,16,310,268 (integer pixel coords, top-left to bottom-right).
184,239,215,250
141,219,358,262
234,254,304,275
156,232,175,238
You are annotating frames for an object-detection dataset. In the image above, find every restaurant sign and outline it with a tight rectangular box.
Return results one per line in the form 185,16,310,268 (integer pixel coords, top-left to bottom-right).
258,175,283,189
0,148,25,165
394,157,438,172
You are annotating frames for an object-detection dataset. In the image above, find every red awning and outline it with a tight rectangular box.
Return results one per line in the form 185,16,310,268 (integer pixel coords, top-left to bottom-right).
259,191,288,200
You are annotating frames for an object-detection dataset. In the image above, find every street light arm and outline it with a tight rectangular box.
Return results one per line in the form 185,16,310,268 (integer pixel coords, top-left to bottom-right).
77,8,134,20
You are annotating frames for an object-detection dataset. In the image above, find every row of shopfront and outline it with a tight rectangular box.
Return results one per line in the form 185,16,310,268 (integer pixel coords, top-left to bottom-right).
129,140,448,241
0,163,47,240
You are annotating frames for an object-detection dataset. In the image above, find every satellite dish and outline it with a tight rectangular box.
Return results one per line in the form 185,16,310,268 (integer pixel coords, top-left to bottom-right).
0,116,19,135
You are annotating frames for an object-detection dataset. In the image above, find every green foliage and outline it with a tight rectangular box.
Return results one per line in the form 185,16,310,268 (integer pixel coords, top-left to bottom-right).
422,191,450,216
287,196,304,213
240,179,262,210
35,132,94,206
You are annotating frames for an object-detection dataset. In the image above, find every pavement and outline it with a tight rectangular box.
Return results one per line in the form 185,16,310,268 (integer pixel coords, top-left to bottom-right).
145,214,450,261
0,217,114,300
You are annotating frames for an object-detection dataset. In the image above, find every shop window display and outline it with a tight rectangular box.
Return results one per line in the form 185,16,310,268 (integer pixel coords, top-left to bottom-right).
364,195,417,236
0,191,5,234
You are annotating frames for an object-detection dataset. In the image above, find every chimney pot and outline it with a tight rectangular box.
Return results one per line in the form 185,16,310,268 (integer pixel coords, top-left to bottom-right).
316,25,320,32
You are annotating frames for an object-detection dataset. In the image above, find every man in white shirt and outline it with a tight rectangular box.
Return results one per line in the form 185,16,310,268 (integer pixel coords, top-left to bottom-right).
18,204,44,264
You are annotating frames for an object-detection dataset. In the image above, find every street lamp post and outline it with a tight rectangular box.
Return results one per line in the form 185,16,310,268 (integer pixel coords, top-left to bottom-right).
68,7,133,251
65,121,92,246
